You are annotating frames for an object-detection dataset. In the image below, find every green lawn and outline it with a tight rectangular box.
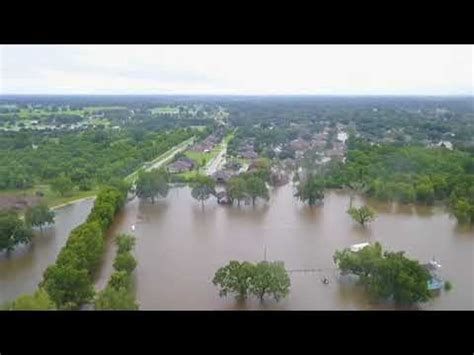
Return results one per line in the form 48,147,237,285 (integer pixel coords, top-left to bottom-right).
150,106,180,115
83,106,126,112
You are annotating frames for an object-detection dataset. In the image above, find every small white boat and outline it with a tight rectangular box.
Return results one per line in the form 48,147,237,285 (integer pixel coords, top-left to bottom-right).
131,224,136,231
350,242,370,252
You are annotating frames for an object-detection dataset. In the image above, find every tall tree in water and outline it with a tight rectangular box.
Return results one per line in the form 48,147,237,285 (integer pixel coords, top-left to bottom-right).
347,205,376,226
25,203,55,232
226,177,247,206
136,169,169,203
295,176,325,206
191,174,216,208
0,212,33,252
249,261,291,302
334,242,432,304
212,261,256,300
245,176,269,206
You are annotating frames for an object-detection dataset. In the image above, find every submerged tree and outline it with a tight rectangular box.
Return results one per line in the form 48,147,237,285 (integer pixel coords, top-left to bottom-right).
249,261,291,302
347,205,376,226
25,202,55,231
213,260,291,303
333,242,432,305
295,176,325,206
94,285,138,310
136,169,169,203
245,176,269,206
212,261,256,300
191,174,216,208
42,264,94,309
226,177,247,206
116,234,136,254
0,212,33,252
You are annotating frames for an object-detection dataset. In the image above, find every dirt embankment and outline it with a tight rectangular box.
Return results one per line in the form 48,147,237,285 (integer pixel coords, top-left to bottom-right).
0,195,43,213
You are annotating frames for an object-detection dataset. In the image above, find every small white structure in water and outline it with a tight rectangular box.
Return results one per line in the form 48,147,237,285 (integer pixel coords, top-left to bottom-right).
350,242,370,252
131,224,136,231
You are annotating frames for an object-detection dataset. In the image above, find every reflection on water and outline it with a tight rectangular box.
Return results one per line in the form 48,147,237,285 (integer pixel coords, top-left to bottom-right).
0,199,94,304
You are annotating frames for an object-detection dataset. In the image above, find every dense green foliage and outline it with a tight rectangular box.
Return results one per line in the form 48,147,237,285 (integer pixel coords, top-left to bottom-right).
226,172,269,206
213,260,290,302
41,263,94,309
347,205,376,226
325,138,474,223
9,289,56,310
116,233,136,254
294,176,325,206
334,242,432,304
249,261,291,302
213,261,255,300
95,234,138,310
190,174,216,207
50,175,74,196
0,211,33,252
41,185,127,309
0,128,195,190
94,286,138,310
226,177,248,206
24,202,55,231
136,169,169,203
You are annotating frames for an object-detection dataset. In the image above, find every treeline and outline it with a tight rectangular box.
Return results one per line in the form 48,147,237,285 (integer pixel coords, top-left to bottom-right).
36,183,128,309
225,97,473,149
0,127,198,190
95,234,138,310
322,138,474,223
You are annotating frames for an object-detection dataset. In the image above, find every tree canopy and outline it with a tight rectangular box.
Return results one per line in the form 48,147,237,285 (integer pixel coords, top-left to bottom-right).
295,176,325,206
334,242,432,305
0,212,33,252
25,203,55,231
190,174,216,207
136,169,169,203
213,260,291,302
347,205,376,226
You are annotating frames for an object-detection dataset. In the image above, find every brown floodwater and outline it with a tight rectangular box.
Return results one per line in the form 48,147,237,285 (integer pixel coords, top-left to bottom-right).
95,183,473,310
0,198,95,305
1,184,472,309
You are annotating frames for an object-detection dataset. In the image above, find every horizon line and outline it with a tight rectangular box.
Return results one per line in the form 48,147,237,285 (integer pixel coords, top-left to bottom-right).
0,93,472,98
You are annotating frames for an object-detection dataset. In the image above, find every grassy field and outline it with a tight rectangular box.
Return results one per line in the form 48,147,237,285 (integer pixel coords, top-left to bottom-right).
83,106,126,112
0,106,126,119
150,106,180,115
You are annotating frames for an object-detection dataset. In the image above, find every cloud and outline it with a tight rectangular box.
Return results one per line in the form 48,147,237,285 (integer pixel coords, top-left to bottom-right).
1,45,472,95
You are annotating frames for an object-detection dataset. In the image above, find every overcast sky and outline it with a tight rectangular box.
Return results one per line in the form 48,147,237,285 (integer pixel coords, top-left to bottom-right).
0,45,472,95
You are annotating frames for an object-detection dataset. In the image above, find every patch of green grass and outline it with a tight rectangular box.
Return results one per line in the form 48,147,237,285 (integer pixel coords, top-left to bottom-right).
83,106,126,112
150,106,180,115
189,125,207,131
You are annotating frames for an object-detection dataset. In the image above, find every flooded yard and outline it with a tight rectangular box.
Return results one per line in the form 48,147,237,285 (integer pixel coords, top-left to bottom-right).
97,184,474,310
